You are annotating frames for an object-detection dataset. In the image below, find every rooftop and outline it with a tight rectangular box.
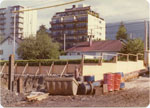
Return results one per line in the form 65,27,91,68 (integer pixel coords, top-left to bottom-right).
67,40,123,52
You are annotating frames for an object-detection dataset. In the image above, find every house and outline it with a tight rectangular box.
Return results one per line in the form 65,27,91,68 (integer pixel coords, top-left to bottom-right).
0,36,22,60
60,40,123,60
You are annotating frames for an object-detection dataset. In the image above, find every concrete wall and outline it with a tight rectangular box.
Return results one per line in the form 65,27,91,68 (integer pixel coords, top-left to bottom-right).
1,60,145,81
83,60,145,81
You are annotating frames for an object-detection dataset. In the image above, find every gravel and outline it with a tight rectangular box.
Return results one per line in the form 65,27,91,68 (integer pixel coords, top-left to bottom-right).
0,87,25,107
1,76,150,107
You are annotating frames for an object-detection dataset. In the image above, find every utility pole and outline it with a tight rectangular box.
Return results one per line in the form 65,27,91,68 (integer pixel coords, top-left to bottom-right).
64,33,66,51
144,20,150,69
13,12,16,57
130,33,133,39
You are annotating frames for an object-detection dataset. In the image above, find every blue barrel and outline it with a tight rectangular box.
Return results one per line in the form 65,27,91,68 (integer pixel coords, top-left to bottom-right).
117,72,125,89
120,83,125,88
84,76,95,82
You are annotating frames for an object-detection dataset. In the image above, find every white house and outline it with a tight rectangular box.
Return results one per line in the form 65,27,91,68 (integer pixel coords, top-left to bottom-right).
0,36,22,60
60,40,123,60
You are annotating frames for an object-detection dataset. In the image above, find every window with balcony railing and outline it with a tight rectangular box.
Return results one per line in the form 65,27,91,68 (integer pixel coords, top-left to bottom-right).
77,16,87,22
76,23,87,28
64,24,75,29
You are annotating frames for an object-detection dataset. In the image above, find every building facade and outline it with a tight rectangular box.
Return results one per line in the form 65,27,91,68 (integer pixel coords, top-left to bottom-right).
0,5,37,39
50,4,105,49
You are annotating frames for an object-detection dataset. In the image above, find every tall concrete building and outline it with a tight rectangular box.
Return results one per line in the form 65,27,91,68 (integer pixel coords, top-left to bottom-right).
50,4,105,49
0,5,37,38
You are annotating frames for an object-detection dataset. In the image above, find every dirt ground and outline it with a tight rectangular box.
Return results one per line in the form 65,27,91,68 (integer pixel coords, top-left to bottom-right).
3,75,149,107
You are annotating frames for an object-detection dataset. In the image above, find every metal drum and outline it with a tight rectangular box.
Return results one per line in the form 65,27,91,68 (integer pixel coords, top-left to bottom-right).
114,73,121,91
77,82,94,95
117,72,125,89
104,73,114,92
84,76,95,82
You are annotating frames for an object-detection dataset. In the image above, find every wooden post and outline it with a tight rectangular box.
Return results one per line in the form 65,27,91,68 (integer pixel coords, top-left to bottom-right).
80,55,84,76
39,62,41,74
66,61,69,74
136,54,138,61
8,54,15,91
127,54,129,61
98,57,102,65
17,77,23,93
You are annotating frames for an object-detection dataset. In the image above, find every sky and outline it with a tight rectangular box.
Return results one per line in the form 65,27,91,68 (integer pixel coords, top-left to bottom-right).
0,0,149,29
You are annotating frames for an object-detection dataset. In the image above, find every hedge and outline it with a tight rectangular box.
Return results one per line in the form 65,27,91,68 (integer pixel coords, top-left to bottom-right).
0,59,99,66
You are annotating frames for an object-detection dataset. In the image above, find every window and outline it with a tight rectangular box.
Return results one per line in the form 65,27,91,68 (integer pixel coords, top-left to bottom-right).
0,50,3,55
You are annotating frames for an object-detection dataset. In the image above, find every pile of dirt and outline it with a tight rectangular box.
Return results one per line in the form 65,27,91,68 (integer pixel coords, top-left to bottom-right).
0,87,25,107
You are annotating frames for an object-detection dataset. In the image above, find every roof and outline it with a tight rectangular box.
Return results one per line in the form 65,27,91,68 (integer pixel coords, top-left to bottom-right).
0,36,22,44
67,40,123,52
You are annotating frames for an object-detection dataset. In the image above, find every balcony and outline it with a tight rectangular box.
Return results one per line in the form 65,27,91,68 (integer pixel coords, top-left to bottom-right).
0,22,5,25
0,17,6,20
51,25,87,31
51,18,87,25
0,13,5,15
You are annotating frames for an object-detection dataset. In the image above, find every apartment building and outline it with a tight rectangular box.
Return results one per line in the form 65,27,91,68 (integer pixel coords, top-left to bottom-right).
50,4,105,49
0,5,37,38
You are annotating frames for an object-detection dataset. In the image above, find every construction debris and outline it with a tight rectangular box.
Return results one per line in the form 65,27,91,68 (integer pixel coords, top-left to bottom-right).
26,92,49,101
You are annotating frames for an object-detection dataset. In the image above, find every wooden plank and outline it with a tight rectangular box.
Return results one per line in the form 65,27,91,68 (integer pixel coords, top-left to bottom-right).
35,68,39,76
26,93,49,101
21,63,28,75
48,62,54,76
60,62,68,77
0,63,6,73
103,84,108,94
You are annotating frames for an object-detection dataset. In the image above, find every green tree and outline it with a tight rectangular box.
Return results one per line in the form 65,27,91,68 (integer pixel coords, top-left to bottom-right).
17,25,60,60
17,36,37,59
120,38,144,54
37,25,49,35
116,22,128,40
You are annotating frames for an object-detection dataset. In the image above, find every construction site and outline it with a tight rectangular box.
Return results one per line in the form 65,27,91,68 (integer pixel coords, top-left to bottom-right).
0,52,149,107
0,0,150,107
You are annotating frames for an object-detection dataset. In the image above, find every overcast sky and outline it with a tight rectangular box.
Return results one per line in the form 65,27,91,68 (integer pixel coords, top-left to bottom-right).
0,0,149,29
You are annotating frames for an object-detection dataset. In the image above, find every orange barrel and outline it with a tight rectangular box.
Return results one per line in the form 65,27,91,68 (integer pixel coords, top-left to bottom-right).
114,73,121,91
103,73,114,92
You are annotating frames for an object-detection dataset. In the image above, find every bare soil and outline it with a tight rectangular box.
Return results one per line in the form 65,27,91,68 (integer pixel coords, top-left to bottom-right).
1,76,150,107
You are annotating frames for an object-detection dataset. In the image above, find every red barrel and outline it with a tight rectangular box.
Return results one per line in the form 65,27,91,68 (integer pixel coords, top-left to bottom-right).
104,73,114,92
114,73,121,90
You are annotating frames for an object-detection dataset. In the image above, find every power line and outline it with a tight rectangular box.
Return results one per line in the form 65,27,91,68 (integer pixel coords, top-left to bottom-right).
13,0,85,13
27,0,63,8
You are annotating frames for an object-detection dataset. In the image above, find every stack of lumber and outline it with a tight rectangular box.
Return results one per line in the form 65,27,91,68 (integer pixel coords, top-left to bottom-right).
26,92,49,101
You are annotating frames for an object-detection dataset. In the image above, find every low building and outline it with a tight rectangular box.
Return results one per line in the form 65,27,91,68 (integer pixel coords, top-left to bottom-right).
0,36,22,60
60,40,123,60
